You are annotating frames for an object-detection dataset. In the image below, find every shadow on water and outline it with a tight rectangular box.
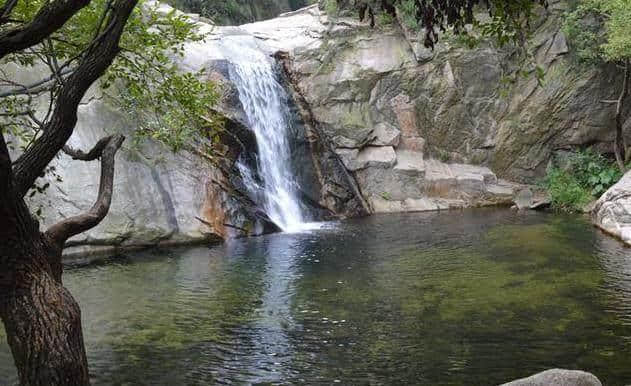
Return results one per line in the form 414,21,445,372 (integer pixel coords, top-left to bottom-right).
1,208,631,385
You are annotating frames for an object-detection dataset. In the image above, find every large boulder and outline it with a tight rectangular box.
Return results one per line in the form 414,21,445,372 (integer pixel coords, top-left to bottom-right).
592,170,631,246
501,369,602,386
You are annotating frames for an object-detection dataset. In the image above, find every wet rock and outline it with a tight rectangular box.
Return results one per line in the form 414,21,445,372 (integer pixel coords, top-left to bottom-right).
592,170,631,246
501,369,602,386
514,188,534,210
530,198,552,210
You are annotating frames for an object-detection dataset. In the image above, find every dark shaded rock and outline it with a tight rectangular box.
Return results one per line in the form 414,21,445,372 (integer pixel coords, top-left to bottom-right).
275,51,371,218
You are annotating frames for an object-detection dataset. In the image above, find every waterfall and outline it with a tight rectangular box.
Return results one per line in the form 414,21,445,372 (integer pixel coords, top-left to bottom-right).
226,43,317,233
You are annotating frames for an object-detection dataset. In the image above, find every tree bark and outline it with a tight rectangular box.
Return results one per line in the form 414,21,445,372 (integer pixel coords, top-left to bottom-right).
1,134,126,385
0,0,91,59
0,1,138,384
1,134,89,384
614,60,629,172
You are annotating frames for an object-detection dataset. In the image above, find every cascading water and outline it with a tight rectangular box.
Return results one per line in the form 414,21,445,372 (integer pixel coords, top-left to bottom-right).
222,37,318,232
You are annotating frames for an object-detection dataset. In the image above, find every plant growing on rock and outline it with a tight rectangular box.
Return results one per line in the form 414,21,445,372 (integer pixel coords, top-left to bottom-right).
0,1,220,384
341,0,547,48
564,0,631,172
543,150,625,212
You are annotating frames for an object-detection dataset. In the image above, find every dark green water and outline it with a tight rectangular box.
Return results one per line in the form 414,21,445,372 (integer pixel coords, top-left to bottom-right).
1,209,631,385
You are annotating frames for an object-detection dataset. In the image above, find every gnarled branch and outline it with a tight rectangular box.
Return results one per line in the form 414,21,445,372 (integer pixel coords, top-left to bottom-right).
0,133,11,192
11,0,138,198
63,135,113,161
0,0,18,24
0,0,92,59
45,134,125,246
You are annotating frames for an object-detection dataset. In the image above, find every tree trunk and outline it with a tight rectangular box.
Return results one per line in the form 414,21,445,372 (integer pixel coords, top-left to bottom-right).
614,60,629,172
0,1,137,384
0,251,89,386
0,194,90,385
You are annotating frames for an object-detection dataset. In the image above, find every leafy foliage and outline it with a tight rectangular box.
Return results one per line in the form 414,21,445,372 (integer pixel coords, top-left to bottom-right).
543,168,592,212
397,0,418,29
325,0,338,16
563,0,631,63
347,0,547,48
166,0,311,25
543,150,624,212
0,0,222,166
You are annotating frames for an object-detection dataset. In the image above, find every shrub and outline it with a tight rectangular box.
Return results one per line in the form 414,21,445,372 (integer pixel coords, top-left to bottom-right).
542,149,624,212
377,11,394,26
542,168,592,212
569,150,623,196
324,0,337,15
397,0,418,28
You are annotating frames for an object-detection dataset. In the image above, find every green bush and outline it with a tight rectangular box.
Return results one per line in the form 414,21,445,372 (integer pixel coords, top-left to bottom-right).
324,0,337,16
377,12,394,26
569,150,623,196
398,0,418,28
543,150,623,212
542,168,592,212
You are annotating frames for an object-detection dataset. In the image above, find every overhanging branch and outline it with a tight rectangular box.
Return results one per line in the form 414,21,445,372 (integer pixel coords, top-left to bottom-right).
0,0,92,60
11,0,139,198
0,0,18,23
63,136,112,161
44,134,125,245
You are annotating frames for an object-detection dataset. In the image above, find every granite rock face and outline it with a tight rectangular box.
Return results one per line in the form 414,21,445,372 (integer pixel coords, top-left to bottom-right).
5,4,368,255
260,3,628,213
592,171,631,246
8,0,631,252
501,369,602,386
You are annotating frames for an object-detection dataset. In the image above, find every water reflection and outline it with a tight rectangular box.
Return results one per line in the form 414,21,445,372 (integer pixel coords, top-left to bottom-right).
0,209,630,385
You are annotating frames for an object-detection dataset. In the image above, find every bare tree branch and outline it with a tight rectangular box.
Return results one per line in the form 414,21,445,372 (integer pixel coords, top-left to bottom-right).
11,0,139,198
0,0,18,24
62,135,112,160
0,67,74,98
44,134,124,245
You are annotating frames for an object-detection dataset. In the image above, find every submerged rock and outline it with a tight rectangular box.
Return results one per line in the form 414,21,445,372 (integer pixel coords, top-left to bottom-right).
514,188,534,210
501,369,602,386
592,171,631,246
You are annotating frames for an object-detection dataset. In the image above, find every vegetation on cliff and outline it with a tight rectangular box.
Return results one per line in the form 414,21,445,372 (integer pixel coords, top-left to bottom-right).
544,150,624,212
167,0,312,25
564,0,631,172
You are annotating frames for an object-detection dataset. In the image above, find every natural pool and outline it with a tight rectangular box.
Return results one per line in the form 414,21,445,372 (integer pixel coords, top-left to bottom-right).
1,209,631,385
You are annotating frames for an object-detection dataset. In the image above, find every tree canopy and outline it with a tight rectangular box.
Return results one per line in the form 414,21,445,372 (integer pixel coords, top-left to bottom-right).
1,0,222,174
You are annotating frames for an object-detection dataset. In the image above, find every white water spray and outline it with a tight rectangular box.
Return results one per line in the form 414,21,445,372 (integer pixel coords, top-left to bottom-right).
224,39,317,232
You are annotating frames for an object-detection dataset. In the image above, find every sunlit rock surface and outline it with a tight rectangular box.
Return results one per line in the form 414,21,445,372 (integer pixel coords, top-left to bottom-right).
501,369,602,386
8,0,631,252
592,171,631,246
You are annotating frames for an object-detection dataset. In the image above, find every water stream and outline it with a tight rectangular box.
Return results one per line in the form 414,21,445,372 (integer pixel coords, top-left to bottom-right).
2,209,631,385
219,35,317,232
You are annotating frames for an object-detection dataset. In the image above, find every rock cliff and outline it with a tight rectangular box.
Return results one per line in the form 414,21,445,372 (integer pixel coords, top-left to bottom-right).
9,1,631,253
